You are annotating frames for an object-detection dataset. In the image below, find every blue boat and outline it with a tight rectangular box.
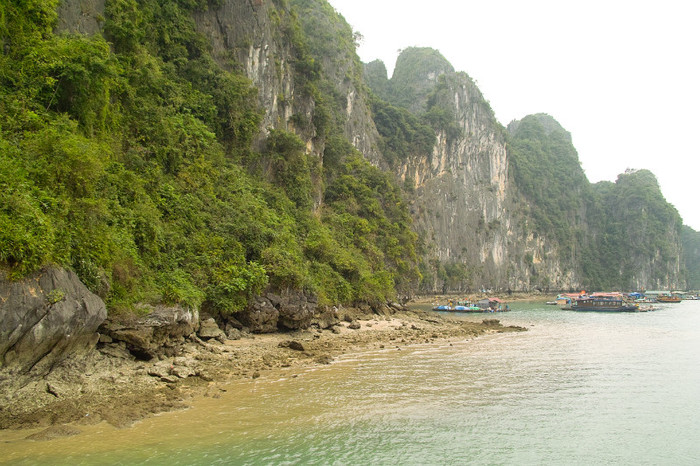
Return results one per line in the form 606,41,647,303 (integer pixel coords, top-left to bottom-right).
432,305,453,311
433,302,501,313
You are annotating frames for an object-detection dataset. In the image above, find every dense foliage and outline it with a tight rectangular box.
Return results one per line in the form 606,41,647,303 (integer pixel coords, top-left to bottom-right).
0,0,419,315
507,114,590,255
369,96,435,168
589,171,683,289
386,47,454,112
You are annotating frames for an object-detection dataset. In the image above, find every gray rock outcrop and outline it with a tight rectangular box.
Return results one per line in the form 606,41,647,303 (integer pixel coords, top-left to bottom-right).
238,295,279,333
197,318,226,343
270,292,317,330
237,292,318,333
98,305,199,360
55,0,105,35
0,267,107,375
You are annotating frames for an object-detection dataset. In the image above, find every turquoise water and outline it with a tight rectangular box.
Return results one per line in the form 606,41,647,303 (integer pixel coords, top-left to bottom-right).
4,300,700,465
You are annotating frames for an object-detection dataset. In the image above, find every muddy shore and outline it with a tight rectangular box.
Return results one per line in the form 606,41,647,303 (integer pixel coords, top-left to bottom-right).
0,304,528,438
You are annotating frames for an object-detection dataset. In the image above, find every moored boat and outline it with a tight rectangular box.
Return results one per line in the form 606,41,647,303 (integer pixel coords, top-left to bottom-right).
432,298,508,313
571,296,639,312
556,293,583,310
453,304,483,312
656,295,681,303
432,304,453,311
477,297,510,312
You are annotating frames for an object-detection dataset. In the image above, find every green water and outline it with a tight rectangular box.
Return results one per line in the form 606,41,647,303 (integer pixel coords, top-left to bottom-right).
4,301,700,465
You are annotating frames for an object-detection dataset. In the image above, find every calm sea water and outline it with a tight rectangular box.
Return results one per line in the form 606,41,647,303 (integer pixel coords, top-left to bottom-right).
3,300,700,465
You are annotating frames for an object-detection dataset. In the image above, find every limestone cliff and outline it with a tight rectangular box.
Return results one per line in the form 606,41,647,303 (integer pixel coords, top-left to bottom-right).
53,0,685,293
56,0,381,164
590,170,684,290
365,50,685,292
376,59,580,292
192,0,382,165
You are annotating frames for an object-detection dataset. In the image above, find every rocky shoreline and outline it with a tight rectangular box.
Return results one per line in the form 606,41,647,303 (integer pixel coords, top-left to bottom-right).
0,306,525,436
1,268,534,437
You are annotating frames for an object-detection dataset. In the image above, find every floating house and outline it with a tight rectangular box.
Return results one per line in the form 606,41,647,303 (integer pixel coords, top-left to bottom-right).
477,297,503,311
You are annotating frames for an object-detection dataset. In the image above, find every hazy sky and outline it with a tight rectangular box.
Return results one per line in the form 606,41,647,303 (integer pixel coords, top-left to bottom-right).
328,0,700,230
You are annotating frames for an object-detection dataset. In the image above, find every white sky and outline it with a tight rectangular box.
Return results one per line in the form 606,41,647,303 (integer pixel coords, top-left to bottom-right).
328,0,700,231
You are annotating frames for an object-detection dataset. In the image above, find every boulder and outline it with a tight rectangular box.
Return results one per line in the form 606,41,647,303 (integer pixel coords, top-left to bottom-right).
312,306,340,329
237,296,279,333
277,293,316,330
236,291,322,332
197,318,226,343
388,301,406,312
279,340,305,351
371,302,394,316
99,305,198,361
222,314,244,330
0,267,107,375
225,326,242,340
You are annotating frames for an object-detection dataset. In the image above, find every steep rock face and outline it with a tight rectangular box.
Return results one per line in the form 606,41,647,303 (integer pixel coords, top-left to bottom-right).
289,0,384,166
389,47,455,114
55,0,105,35
681,226,700,290
52,1,685,293
394,70,576,292
192,1,300,145
0,267,107,375
505,114,593,289
192,0,382,164
51,0,579,292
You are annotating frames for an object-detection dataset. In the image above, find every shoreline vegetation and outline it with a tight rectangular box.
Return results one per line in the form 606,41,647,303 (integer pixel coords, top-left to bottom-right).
0,295,536,438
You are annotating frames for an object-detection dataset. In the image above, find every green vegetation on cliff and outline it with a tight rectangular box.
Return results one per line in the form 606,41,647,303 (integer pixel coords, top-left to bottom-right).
681,226,700,290
0,0,419,315
508,115,683,290
364,50,462,169
507,114,589,256
583,171,682,290
382,47,454,112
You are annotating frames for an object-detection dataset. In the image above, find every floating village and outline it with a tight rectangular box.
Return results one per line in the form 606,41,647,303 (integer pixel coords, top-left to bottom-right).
432,290,699,313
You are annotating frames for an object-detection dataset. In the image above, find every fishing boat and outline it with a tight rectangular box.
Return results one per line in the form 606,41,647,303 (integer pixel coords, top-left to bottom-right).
656,295,681,303
433,303,482,312
571,296,639,312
